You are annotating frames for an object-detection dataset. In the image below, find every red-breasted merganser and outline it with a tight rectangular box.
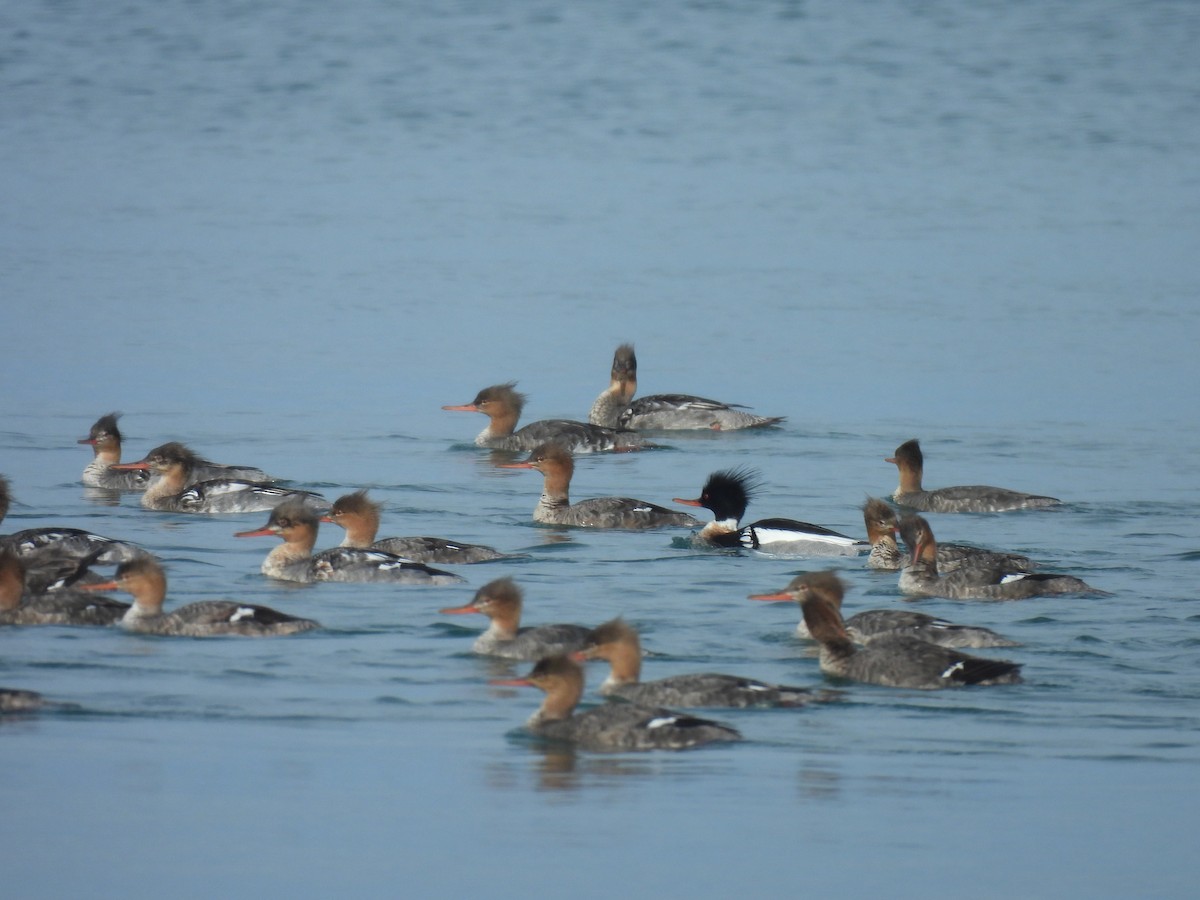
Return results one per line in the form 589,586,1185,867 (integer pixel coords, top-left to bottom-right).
235,499,464,585
81,557,319,637
492,655,742,751
589,344,785,432
78,413,150,490
576,618,831,707
862,497,1035,572
500,443,700,529
750,571,1023,688
749,570,1019,649
111,442,320,514
0,476,151,580
674,468,864,555
886,439,1061,513
897,515,1102,600
439,577,591,659
322,490,512,565
78,413,275,490
443,382,650,453
0,551,130,626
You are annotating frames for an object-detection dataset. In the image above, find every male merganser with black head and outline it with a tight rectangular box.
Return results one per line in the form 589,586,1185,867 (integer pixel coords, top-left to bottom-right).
81,557,319,637
674,468,864,555
236,499,463,585
0,476,150,576
78,413,275,490
750,571,1023,688
443,382,650,453
897,515,1101,600
749,570,1018,649
576,618,830,707
862,497,1035,572
886,439,1061,513
0,552,130,626
500,443,700,529
112,442,319,514
589,344,785,432
492,654,742,751
439,577,591,659
323,490,511,565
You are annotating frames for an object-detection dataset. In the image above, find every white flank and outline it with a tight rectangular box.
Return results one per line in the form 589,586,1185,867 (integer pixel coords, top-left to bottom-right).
753,528,858,546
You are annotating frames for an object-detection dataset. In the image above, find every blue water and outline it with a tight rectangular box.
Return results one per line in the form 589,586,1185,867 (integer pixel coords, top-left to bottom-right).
3,1,1199,896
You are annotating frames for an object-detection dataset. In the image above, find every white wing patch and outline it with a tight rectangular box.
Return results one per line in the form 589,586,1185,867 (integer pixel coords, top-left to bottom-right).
230,607,256,622
941,661,965,679
1000,573,1029,584
646,716,678,729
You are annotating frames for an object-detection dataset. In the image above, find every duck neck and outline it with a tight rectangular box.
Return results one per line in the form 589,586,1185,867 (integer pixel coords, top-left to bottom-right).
588,384,628,428
531,679,582,725
868,533,904,568
895,463,924,495
338,515,378,548
534,468,572,519
128,575,168,619
600,639,642,688
479,406,520,440
482,605,520,641
143,464,188,506
698,517,739,541
801,599,856,660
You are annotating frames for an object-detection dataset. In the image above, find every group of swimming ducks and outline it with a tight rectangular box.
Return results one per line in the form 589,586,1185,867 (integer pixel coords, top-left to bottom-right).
1,344,1104,747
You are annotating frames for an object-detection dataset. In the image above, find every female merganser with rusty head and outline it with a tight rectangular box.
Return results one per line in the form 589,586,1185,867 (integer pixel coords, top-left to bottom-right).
78,413,151,490
749,570,1018,649
81,557,319,637
78,413,276,490
439,577,591,659
862,497,1035,572
443,382,650,453
492,654,742,751
674,468,864,555
750,571,1023,688
0,551,130,626
322,490,512,565
236,499,463,585
886,439,1061,513
500,442,700,529
589,344,785,432
112,442,319,514
897,515,1102,600
576,618,832,707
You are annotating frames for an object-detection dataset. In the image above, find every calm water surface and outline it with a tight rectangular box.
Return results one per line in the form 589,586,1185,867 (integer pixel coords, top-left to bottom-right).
2,1,1199,897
